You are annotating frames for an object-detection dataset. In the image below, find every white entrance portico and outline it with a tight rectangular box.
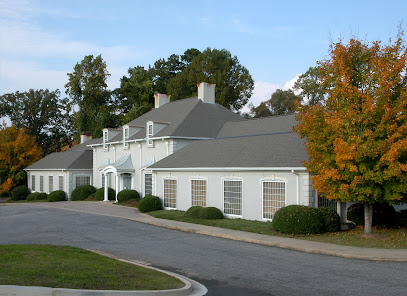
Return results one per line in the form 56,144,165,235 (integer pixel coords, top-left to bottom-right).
100,154,135,202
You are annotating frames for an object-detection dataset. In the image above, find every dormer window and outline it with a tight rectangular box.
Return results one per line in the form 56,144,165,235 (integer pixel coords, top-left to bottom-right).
147,122,153,147
103,130,108,150
123,126,129,148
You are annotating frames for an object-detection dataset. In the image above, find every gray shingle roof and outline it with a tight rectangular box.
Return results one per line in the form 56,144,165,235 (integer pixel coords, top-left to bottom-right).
149,115,308,169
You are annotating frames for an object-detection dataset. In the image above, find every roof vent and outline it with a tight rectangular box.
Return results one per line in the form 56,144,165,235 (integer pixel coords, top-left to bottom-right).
154,93,171,108
197,82,215,104
80,131,92,144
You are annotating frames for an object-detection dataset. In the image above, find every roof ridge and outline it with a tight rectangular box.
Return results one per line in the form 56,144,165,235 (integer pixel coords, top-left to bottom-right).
168,98,202,136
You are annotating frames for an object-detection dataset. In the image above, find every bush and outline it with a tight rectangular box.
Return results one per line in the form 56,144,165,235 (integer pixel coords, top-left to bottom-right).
117,189,140,202
26,192,48,201
347,202,396,227
137,194,162,213
95,187,116,201
271,205,325,234
11,185,30,201
396,210,407,227
185,206,204,218
48,190,66,202
318,207,340,232
199,207,224,220
71,185,96,201
0,191,10,198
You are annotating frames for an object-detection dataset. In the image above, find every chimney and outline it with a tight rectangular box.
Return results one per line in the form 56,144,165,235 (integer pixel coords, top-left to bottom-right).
80,132,92,144
197,82,215,104
154,93,171,108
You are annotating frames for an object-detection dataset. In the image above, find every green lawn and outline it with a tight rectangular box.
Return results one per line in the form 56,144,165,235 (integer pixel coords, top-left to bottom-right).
148,210,407,249
0,245,184,290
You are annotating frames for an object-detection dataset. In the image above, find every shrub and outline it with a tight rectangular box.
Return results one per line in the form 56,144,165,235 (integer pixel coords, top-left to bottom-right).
396,210,407,227
184,206,204,218
0,191,10,198
199,207,224,220
137,194,162,213
26,192,48,201
95,187,116,201
271,205,325,234
71,185,96,201
48,190,66,202
347,202,396,227
117,189,140,202
318,207,340,232
11,185,30,201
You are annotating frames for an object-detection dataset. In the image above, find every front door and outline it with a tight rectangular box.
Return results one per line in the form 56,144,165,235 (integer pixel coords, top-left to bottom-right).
123,174,131,190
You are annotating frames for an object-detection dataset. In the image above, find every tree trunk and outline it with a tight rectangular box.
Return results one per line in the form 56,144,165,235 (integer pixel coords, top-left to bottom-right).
364,203,373,234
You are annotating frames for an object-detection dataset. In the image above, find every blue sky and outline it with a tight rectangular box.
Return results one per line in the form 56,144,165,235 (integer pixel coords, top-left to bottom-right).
0,0,406,110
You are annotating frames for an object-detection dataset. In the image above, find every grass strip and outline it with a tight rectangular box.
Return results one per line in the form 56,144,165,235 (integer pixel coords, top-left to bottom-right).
148,210,407,249
0,245,184,290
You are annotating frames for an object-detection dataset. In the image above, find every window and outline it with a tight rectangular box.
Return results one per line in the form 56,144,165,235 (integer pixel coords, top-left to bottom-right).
164,179,177,208
123,127,129,148
103,130,108,149
263,181,285,219
75,176,91,188
147,123,153,147
59,176,64,191
101,173,105,187
144,173,152,196
224,180,242,216
191,179,206,207
49,176,53,192
31,175,36,191
39,176,44,192
123,174,132,190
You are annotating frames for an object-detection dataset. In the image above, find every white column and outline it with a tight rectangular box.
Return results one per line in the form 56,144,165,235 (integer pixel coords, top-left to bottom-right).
115,173,119,202
104,174,108,201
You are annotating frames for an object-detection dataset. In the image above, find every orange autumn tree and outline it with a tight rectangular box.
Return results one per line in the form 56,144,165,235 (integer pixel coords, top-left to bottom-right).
295,33,407,234
0,126,42,192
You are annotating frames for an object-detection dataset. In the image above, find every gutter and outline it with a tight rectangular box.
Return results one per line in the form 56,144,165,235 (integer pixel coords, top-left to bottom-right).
149,167,307,172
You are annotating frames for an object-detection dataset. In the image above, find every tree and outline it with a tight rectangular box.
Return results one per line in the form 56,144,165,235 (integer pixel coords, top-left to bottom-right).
293,66,327,106
167,48,254,111
0,89,72,155
249,89,301,118
0,126,42,192
294,33,407,234
65,54,115,140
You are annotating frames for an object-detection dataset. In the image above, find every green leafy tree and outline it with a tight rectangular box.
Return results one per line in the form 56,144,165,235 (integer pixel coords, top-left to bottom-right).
167,48,254,111
295,33,407,234
65,54,115,140
0,89,71,155
294,66,327,106
249,89,301,117
248,102,272,118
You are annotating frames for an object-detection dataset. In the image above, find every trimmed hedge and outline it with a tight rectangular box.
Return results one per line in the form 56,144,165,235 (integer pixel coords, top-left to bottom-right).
71,185,96,201
27,192,48,201
11,185,30,201
48,190,66,202
347,202,396,227
137,194,162,213
184,206,224,220
95,187,116,201
318,207,341,232
117,189,140,202
271,205,325,234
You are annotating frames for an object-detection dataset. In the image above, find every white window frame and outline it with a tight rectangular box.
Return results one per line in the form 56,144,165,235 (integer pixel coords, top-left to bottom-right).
59,175,64,191
262,180,286,221
190,178,207,207
103,130,108,150
39,175,44,192
74,175,91,189
49,175,53,193
163,178,177,209
147,122,154,147
144,172,153,196
31,175,36,192
222,178,243,217
123,126,129,149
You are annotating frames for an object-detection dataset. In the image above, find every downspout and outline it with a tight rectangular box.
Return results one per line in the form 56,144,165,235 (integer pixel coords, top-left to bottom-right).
138,143,142,194
292,170,300,205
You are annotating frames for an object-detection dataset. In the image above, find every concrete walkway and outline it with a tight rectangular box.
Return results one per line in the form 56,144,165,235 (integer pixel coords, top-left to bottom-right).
8,201,407,262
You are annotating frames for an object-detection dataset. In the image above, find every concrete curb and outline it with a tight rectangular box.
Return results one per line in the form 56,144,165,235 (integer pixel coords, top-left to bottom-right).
0,249,207,296
9,202,407,262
